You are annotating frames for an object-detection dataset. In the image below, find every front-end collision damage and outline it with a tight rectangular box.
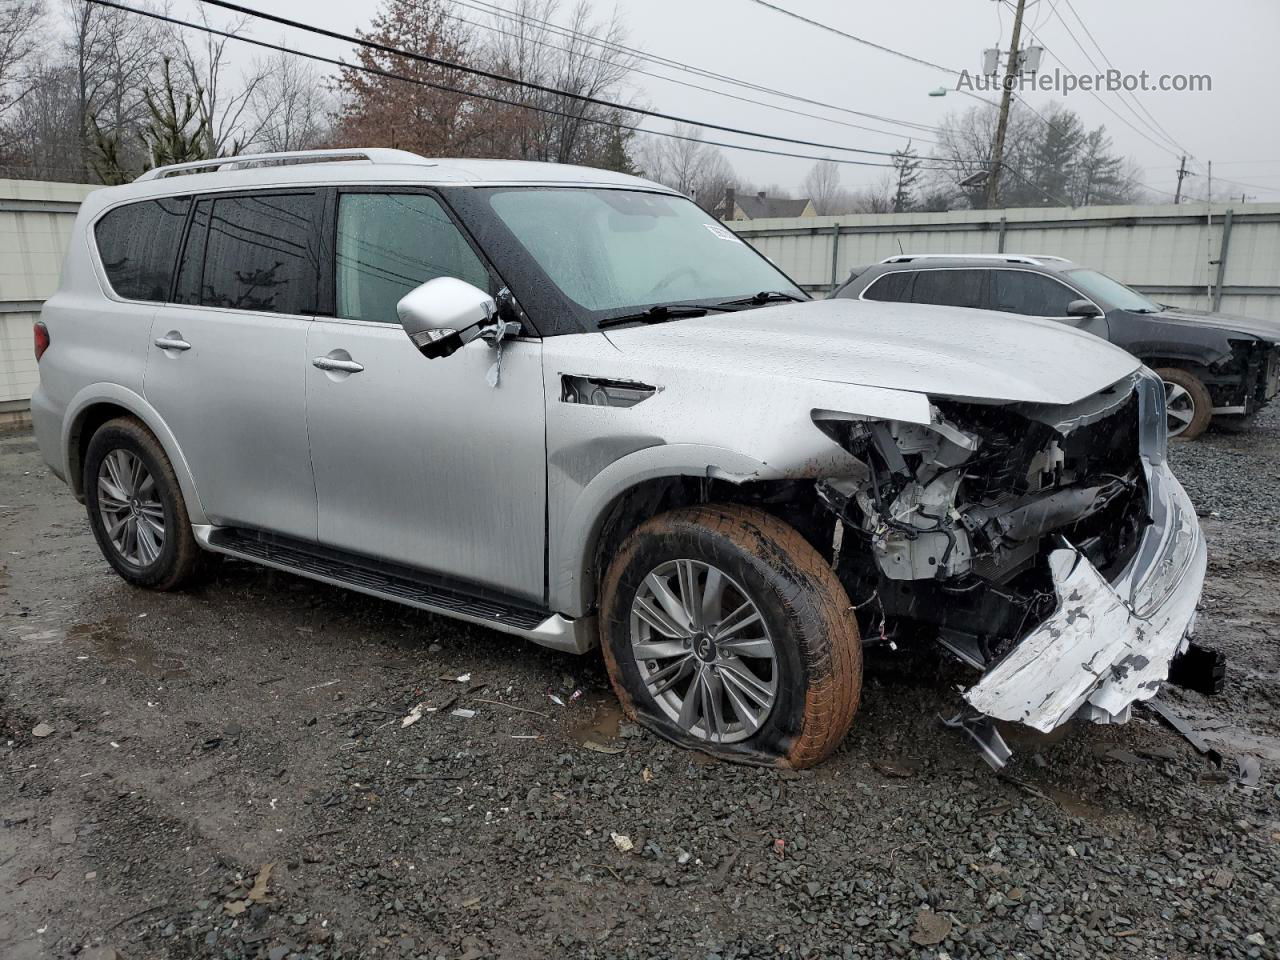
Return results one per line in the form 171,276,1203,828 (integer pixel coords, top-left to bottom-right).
812,368,1208,767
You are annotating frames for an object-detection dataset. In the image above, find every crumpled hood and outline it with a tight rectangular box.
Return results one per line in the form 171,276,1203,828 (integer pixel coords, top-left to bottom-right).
602,298,1141,405
1149,305,1280,344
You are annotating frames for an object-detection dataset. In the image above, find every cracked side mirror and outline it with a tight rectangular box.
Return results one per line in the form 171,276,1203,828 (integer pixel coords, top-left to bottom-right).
396,277,497,359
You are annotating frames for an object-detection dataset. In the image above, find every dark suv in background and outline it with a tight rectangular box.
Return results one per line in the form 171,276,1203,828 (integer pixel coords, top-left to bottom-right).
833,254,1280,440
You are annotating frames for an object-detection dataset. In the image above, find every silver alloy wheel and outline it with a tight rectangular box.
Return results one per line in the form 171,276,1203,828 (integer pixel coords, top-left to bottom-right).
1163,378,1197,437
628,559,777,743
96,449,165,567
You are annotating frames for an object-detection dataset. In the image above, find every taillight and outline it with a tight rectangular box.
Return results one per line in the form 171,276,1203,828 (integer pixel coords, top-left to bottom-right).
34,321,50,361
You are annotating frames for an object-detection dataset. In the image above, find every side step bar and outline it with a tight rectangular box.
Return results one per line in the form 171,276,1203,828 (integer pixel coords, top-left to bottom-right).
193,526,596,654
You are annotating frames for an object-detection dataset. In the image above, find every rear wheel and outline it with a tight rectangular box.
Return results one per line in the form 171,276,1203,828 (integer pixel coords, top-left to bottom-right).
84,417,203,590
600,503,862,769
1155,367,1213,441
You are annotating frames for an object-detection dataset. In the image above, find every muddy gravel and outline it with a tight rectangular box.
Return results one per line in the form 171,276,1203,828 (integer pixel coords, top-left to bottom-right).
2,412,1279,960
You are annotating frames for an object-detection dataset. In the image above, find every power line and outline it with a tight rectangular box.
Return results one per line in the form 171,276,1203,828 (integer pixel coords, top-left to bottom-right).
741,0,964,75
1010,9,1183,161
186,0,920,162
453,0,941,136
443,8,938,145
85,0,967,174
1055,0,1192,159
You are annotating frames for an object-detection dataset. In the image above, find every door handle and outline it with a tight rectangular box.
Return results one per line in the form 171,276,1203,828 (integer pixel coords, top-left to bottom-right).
312,356,365,373
154,335,191,351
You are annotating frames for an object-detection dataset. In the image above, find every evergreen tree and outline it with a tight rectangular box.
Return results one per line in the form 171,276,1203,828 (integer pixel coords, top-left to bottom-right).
891,141,921,212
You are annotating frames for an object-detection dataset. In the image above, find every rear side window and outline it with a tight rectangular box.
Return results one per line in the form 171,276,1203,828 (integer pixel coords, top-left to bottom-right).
94,197,191,301
910,269,986,309
335,192,490,323
989,270,1079,316
176,192,321,314
862,271,914,302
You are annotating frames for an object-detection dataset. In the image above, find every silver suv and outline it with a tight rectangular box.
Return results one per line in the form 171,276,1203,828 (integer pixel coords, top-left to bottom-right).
33,149,1206,768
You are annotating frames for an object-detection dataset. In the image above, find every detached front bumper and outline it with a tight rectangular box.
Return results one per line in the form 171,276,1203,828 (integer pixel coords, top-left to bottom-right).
963,460,1206,734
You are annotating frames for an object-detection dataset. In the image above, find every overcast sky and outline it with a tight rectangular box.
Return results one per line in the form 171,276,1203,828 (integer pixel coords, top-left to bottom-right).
165,0,1280,201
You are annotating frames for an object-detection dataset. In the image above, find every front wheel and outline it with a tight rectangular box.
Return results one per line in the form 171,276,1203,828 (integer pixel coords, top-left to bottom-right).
1155,366,1213,441
600,504,862,769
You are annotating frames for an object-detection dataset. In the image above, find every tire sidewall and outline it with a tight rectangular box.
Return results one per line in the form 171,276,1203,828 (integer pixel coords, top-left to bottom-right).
601,518,813,763
84,423,184,587
1155,366,1212,441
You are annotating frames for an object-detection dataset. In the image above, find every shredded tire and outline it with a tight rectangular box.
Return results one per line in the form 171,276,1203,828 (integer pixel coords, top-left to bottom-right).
600,503,862,769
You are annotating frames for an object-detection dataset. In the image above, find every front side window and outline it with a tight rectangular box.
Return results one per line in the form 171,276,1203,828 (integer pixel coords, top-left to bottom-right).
1066,268,1159,313
484,188,802,318
989,270,1079,316
909,269,986,309
94,196,191,301
177,192,321,314
336,192,490,323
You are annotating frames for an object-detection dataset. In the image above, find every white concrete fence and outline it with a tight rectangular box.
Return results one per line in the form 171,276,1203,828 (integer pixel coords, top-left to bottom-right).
3,180,1279,415
729,202,1280,322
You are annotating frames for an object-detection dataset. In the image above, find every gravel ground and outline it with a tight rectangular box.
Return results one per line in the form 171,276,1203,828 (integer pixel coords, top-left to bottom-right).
1,411,1278,960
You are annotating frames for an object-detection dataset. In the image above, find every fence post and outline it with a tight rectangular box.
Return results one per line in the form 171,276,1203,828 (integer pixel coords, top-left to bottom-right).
829,223,841,292
1212,208,1234,312
997,215,1008,253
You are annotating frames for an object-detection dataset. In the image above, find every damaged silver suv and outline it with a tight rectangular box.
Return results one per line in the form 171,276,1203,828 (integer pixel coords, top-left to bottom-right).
33,149,1205,769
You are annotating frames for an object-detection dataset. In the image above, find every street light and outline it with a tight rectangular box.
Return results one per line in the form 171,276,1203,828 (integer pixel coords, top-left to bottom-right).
928,87,949,97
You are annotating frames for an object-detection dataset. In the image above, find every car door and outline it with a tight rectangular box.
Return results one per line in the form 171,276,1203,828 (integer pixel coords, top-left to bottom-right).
988,269,1109,337
304,189,547,603
145,190,322,541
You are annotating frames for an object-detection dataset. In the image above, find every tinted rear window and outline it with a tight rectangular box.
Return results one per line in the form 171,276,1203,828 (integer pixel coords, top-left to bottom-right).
910,269,986,309
94,197,191,301
862,271,914,302
179,193,321,314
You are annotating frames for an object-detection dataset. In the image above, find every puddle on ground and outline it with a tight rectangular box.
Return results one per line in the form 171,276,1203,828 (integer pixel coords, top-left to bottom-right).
67,619,188,679
570,699,624,747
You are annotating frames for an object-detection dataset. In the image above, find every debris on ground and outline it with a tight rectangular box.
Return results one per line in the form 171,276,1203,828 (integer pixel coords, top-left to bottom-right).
450,708,477,720
911,908,953,946
609,832,634,853
31,722,54,738
1142,698,1225,765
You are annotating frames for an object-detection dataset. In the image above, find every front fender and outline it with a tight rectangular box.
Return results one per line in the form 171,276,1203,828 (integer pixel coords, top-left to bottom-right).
62,383,208,524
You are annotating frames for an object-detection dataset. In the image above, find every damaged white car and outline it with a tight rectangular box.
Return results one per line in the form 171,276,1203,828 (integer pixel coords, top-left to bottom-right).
32,149,1205,769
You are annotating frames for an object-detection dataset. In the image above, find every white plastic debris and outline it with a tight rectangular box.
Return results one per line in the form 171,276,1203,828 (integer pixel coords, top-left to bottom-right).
610,832,634,853
451,708,477,719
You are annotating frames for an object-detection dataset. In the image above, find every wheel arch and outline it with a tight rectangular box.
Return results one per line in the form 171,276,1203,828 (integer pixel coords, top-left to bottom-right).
63,384,207,523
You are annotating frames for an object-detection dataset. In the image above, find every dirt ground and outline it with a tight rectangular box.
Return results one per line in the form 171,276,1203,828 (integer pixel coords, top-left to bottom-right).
1,414,1278,960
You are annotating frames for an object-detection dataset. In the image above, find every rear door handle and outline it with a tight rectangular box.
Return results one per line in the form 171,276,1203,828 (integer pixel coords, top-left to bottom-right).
154,335,191,351
312,356,365,373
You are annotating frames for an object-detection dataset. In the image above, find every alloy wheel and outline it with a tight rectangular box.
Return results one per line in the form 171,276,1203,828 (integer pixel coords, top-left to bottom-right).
628,559,777,743
96,449,166,566
1163,378,1197,438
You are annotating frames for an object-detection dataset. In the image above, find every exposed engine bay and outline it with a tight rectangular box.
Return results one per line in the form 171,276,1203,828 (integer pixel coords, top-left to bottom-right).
814,376,1150,662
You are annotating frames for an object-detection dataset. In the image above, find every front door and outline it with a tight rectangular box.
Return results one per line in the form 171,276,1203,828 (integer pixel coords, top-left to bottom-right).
303,190,547,602
145,190,322,540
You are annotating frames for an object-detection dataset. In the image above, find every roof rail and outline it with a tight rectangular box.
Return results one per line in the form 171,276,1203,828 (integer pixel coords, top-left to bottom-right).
134,148,430,182
879,253,1072,266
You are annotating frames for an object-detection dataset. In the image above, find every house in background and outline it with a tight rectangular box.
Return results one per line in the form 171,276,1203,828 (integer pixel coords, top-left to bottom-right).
717,187,817,221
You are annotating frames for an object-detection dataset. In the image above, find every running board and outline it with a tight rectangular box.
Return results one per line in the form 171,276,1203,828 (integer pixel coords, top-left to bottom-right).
193,526,596,654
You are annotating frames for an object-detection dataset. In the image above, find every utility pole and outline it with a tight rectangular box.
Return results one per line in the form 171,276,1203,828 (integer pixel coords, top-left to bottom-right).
1174,155,1188,204
984,0,1027,209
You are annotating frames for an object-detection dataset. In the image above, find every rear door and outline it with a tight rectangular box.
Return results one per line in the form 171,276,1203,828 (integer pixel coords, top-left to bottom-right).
303,189,547,602
145,190,322,540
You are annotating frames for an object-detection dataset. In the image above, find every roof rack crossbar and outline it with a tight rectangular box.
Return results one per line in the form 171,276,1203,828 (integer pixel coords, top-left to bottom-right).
134,148,429,182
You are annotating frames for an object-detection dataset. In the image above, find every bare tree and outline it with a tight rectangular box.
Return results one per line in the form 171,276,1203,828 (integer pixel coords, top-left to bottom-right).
4,58,79,178
802,159,842,215
846,173,895,214
479,0,637,167
248,51,330,152
0,0,43,122
640,124,736,209
175,7,271,156
62,0,167,176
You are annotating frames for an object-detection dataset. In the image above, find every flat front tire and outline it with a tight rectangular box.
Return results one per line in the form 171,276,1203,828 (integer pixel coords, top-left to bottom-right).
1155,366,1213,441
600,503,862,769
84,417,203,590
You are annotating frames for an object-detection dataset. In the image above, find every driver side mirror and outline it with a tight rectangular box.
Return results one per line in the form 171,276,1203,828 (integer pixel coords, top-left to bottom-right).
1066,298,1103,319
397,277,497,359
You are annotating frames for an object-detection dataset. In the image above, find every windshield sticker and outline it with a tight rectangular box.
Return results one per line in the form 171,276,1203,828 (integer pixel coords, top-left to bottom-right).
703,223,742,243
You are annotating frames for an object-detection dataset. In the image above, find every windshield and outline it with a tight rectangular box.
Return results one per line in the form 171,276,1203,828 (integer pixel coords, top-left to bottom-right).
1065,268,1161,313
485,188,803,317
